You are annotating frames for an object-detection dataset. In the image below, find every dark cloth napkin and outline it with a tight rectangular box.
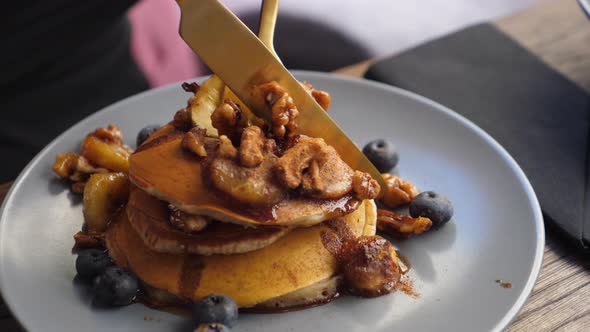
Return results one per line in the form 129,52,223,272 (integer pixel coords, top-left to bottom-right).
365,23,590,251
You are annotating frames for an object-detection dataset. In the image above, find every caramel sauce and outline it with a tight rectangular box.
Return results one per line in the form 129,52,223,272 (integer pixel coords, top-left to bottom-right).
127,188,289,255
241,293,340,314
73,231,104,250
137,290,340,315
178,257,205,299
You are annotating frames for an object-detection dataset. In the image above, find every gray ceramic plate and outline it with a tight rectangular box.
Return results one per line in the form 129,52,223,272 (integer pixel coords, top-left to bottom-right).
580,0,590,18
0,71,544,332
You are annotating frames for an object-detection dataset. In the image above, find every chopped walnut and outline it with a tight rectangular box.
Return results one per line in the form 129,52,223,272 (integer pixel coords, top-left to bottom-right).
301,82,331,111
380,174,420,208
89,125,124,144
377,209,432,239
169,205,209,233
182,126,208,157
239,126,266,167
211,99,248,143
352,171,381,200
256,81,299,139
173,108,192,130
275,137,353,199
217,135,238,159
53,152,108,184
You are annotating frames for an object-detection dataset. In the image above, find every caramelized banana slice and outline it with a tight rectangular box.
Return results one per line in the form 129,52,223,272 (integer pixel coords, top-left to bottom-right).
81,134,131,173
188,75,225,136
83,172,130,232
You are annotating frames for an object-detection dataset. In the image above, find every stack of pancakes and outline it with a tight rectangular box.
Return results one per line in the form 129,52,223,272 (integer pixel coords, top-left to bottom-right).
105,124,378,310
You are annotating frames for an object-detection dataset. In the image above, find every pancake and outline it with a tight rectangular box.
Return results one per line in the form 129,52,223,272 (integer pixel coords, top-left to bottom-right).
127,188,291,255
105,199,377,308
128,125,361,228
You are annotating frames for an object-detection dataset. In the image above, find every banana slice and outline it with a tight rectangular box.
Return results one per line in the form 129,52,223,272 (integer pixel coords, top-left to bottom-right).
188,75,225,136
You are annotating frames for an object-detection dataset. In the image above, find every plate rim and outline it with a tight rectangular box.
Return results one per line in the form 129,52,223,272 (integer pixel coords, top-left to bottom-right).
0,70,545,332
579,0,590,18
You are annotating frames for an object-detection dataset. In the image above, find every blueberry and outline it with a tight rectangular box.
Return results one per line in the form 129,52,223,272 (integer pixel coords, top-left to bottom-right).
136,125,160,147
192,294,238,328
194,323,230,332
76,249,112,281
93,266,139,307
362,139,399,173
409,191,454,229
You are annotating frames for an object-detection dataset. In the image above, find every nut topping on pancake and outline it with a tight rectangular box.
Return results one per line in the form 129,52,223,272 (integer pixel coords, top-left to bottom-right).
238,126,268,168
301,81,331,111
254,81,299,139
381,174,419,208
211,99,249,143
182,127,208,158
352,171,381,200
275,136,354,199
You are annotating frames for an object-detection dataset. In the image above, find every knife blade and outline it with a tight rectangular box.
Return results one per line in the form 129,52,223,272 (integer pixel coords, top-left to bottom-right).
177,0,386,190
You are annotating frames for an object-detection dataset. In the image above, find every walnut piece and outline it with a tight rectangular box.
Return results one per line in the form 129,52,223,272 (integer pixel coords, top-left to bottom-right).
275,137,354,199
301,81,331,111
239,126,266,168
90,125,124,144
211,99,248,143
380,174,420,208
352,171,381,200
217,135,238,159
377,209,432,239
53,152,108,183
182,126,208,157
169,205,209,233
256,81,299,139
173,108,192,130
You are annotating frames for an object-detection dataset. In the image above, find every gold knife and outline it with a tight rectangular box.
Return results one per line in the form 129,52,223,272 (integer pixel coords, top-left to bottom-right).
176,0,387,190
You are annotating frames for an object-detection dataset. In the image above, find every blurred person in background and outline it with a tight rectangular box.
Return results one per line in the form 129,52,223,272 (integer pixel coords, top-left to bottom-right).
2,1,148,182
0,1,199,182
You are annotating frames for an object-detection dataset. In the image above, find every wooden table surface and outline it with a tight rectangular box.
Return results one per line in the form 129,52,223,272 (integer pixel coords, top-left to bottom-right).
2,0,590,331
